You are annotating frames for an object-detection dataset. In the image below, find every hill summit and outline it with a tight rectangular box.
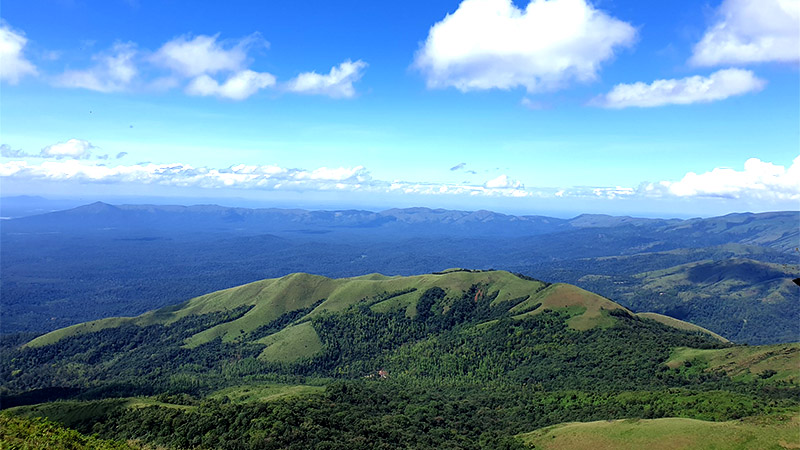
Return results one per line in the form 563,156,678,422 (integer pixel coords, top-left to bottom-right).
26,269,723,354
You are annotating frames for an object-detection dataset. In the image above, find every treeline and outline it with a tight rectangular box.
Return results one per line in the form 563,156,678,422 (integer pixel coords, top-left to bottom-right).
63,381,797,450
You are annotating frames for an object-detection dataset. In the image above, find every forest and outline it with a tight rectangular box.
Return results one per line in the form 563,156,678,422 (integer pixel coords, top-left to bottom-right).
2,275,798,448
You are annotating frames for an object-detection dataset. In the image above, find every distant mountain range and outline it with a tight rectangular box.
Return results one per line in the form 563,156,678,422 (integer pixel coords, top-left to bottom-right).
4,201,797,251
1,201,797,344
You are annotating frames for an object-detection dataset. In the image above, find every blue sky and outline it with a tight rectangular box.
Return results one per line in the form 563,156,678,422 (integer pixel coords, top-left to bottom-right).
1,0,798,217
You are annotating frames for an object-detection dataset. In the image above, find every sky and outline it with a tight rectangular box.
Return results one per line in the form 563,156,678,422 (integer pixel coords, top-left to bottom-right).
1,0,798,217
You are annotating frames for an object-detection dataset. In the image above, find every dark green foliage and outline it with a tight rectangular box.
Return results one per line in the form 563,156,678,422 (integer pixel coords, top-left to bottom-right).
414,287,444,322
247,299,326,340
49,381,796,450
387,311,727,390
0,412,138,449
0,306,258,403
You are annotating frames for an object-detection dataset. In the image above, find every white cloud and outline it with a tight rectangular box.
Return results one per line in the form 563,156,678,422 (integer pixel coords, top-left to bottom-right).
646,156,800,200
596,68,765,108
413,0,636,92
286,60,367,98
0,160,369,189
186,70,276,100
485,174,523,189
0,22,37,84
40,139,95,159
691,0,800,66
57,43,137,92
14,29,360,101
551,185,635,199
8,155,796,202
0,160,534,198
152,34,260,77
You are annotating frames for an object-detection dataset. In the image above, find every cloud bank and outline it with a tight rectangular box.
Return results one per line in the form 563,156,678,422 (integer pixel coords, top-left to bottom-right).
414,0,636,92
0,159,531,198
691,0,800,66
596,68,765,108
647,156,800,201
2,156,797,203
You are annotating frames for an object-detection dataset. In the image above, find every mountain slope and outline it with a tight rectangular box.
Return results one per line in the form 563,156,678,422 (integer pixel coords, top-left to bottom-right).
3,270,798,450
26,269,719,351
576,258,799,344
518,415,800,450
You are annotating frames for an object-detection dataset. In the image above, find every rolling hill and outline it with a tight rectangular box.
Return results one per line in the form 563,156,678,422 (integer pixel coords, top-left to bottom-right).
24,269,720,351
2,269,798,449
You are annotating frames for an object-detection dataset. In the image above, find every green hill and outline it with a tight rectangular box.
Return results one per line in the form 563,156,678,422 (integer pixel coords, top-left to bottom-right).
667,343,800,383
3,269,798,449
518,415,800,450
25,269,721,351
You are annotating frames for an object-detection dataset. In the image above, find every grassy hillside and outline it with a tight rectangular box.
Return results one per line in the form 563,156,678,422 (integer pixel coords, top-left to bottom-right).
637,313,728,342
667,343,800,383
518,415,800,450
26,269,724,351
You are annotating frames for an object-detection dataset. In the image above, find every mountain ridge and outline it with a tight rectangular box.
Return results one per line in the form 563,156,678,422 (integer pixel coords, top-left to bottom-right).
25,269,724,351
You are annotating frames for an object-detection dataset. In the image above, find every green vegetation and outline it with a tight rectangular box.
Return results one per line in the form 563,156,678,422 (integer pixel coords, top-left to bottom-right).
518,414,800,450
0,412,140,449
207,383,324,404
575,258,799,344
2,270,798,449
667,344,800,383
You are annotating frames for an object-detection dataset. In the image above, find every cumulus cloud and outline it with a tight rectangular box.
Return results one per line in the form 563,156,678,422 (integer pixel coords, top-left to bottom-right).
0,22,38,84
186,70,276,100
286,60,367,98
596,68,766,108
40,139,96,159
691,0,800,66
116,152,128,159
57,43,137,92
413,0,636,92
485,174,523,189
152,34,260,77
645,156,800,200
152,33,281,100
19,28,361,101
450,162,467,171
